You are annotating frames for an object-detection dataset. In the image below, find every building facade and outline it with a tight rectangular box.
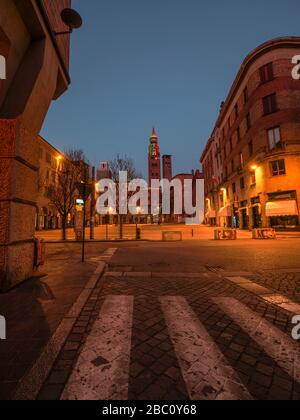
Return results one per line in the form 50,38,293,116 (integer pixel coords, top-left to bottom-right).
201,37,300,231
170,170,204,224
36,136,63,230
162,155,173,181
0,0,72,290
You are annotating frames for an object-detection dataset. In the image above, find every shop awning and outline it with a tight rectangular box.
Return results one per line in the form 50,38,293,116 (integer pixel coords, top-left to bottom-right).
206,209,217,218
266,200,298,217
218,206,231,217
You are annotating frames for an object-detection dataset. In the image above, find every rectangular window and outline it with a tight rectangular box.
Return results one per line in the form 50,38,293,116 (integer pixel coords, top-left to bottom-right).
46,153,51,164
267,127,281,150
260,62,274,84
250,171,256,186
240,177,245,190
263,93,278,115
271,159,286,176
232,183,236,194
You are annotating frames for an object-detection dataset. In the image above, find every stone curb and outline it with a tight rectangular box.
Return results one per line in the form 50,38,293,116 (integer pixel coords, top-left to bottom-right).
13,260,106,400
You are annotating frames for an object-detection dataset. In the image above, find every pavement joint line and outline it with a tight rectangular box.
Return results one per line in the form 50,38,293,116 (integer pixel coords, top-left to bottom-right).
225,276,300,314
13,257,108,401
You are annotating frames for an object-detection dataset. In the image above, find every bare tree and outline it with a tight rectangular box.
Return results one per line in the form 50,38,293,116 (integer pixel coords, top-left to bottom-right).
109,154,142,183
108,155,142,236
46,149,88,240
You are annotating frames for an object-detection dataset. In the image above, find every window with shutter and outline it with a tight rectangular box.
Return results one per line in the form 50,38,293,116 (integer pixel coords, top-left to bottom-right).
260,63,274,83
263,93,278,115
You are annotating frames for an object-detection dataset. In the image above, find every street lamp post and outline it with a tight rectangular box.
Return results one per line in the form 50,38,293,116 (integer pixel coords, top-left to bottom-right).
90,167,96,240
136,206,141,240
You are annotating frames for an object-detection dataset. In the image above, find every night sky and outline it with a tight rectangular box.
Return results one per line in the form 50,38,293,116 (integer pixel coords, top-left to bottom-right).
41,0,300,178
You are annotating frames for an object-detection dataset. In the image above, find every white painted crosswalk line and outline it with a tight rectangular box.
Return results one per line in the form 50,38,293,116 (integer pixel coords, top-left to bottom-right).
99,248,118,261
225,277,300,314
160,296,252,400
214,298,300,384
61,296,134,400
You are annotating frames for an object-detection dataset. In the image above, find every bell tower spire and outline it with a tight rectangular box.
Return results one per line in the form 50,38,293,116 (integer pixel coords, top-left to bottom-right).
148,127,161,184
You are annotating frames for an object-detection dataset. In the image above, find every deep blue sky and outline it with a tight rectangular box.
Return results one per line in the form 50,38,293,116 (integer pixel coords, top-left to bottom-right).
41,0,300,177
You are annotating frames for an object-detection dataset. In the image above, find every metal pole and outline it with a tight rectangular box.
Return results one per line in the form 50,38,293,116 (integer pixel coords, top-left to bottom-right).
82,166,87,263
90,166,95,240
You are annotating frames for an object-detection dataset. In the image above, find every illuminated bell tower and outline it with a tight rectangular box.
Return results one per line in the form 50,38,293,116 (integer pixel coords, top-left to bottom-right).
148,127,161,184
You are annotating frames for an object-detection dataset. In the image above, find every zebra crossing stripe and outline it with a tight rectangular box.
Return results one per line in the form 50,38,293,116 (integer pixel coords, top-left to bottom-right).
214,298,300,383
61,295,134,400
160,296,252,400
99,248,118,261
226,277,300,314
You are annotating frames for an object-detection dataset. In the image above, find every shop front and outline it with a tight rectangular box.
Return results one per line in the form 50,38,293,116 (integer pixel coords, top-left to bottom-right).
218,205,232,228
205,209,217,226
250,197,262,229
266,199,299,230
239,201,249,230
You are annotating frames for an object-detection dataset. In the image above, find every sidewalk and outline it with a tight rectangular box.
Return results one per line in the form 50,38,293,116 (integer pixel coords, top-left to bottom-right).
0,242,108,400
35,225,300,243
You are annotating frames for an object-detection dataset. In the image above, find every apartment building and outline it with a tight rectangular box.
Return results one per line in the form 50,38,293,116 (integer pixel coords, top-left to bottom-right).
201,37,300,230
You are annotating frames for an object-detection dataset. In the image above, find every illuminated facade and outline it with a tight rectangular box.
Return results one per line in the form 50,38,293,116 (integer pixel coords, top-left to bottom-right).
36,136,63,230
201,37,300,231
0,0,71,290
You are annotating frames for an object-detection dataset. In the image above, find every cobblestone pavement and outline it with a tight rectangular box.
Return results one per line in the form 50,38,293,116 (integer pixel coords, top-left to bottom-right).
0,243,109,400
35,241,300,401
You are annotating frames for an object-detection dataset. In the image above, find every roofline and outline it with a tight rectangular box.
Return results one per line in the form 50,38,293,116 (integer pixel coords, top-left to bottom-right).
201,36,300,163
38,134,63,156
200,136,214,163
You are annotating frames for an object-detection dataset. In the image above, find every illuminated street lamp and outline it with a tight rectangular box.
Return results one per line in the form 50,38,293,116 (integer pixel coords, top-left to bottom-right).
56,155,63,171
